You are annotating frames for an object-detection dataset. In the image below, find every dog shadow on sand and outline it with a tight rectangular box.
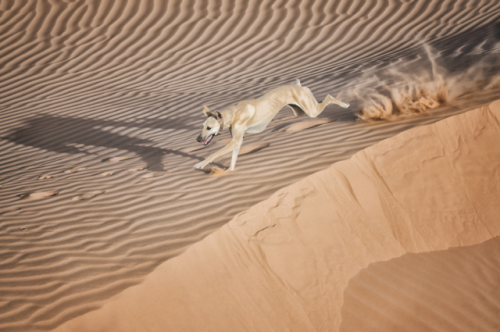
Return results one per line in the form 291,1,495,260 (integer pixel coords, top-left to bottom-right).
3,114,205,172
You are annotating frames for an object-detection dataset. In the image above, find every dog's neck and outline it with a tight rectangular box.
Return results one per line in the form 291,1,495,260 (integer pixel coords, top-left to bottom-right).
219,109,236,128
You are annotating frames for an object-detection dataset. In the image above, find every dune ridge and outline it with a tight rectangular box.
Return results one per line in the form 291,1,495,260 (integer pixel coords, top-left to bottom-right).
54,101,500,332
2,1,500,331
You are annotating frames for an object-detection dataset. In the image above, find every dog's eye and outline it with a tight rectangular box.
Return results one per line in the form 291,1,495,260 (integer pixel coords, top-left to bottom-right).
207,126,211,130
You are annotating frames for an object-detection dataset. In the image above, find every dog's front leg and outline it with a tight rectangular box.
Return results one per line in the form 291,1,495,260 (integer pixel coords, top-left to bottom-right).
194,140,239,170
228,146,240,171
194,127,245,170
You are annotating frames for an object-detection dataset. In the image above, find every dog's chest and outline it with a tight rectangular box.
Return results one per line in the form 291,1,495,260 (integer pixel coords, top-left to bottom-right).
246,119,272,134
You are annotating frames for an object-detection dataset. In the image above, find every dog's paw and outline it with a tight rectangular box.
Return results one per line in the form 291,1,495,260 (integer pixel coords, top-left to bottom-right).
194,161,207,169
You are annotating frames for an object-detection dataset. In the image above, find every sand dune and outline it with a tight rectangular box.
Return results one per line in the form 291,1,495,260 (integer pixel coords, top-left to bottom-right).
340,237,500,332
54,102,500,332
1,0,500,331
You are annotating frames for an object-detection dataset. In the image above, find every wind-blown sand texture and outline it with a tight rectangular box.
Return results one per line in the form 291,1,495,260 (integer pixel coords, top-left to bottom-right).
54,101,500,332
2,0,500,331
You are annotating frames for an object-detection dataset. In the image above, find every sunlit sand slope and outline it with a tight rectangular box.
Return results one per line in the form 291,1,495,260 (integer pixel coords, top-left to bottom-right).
54,102,500,332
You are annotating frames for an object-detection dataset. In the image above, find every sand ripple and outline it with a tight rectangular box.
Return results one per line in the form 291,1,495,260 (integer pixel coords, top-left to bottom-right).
1,0,500,331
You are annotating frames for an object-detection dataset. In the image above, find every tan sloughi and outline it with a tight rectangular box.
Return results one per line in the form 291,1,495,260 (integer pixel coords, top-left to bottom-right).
195,79,349,171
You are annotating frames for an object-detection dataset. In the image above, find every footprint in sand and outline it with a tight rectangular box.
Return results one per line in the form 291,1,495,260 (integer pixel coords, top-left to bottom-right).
102,156,138,163
72,190,105,201
64,167,87,174
38,175,53,180
281,118,336,133
101,171,115,176
132,167,147,171
210,167,227,176
18,191,59,200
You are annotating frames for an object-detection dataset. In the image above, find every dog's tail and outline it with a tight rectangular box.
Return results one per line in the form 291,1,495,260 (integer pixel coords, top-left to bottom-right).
294,79,301,86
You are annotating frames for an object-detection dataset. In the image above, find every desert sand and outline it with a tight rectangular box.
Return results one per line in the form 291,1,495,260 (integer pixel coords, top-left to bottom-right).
53,101,500,332
1,0,500,331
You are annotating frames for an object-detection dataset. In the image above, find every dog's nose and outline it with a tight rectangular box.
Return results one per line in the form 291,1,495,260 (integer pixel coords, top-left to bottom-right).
196,135,202,142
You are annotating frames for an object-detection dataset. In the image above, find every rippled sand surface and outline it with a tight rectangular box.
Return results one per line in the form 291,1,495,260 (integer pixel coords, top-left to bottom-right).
1,1,500,331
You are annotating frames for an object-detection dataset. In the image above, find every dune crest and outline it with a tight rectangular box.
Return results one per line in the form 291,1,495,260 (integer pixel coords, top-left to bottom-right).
54,102,500,332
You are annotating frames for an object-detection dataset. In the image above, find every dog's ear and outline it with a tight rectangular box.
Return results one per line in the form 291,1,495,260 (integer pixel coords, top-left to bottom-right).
202,106,212,117
214,111,222,120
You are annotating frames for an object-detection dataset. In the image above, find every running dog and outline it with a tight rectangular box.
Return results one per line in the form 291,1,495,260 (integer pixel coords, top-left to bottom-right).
195,79,349,171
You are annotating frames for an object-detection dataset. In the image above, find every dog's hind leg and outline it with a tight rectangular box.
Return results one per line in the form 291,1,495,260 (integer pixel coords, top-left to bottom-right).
326,95,350,108
321,95,350,112
298,88,349,118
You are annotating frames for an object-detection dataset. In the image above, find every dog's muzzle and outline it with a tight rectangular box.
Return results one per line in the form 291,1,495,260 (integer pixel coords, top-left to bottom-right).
197,134,214,146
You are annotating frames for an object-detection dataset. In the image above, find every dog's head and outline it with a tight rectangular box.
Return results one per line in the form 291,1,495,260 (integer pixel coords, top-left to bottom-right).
196,106,222,146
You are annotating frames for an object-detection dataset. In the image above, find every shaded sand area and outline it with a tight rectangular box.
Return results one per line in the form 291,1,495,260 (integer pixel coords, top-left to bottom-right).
55,101,500,332
2,0,500,331
340,237,500,332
